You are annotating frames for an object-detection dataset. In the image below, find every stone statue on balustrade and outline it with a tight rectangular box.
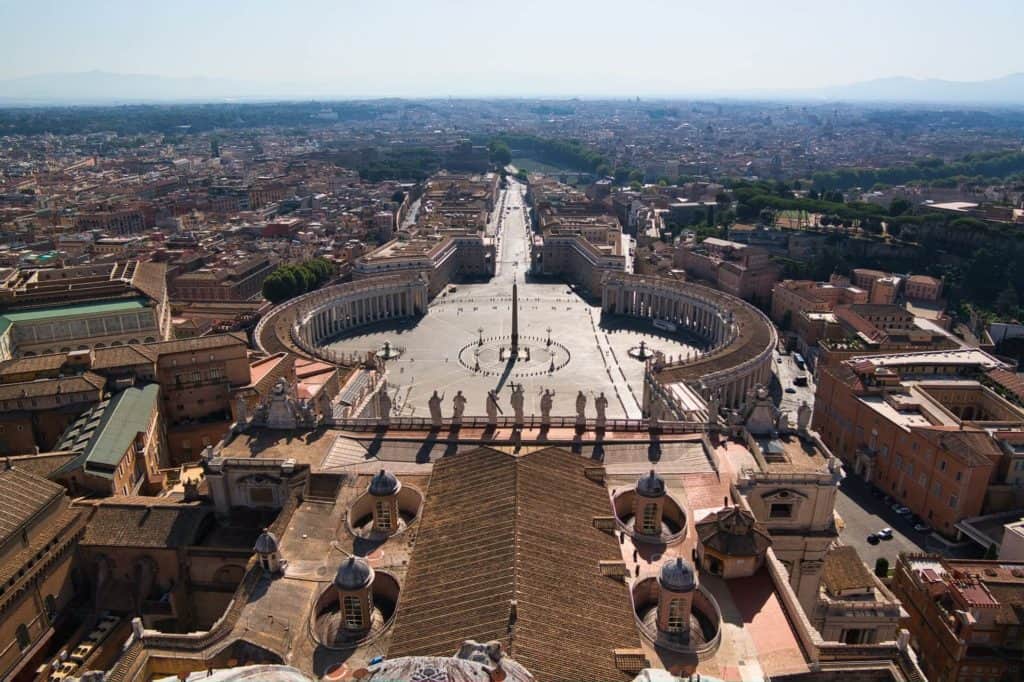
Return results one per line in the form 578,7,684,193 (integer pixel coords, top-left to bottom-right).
452,390,467,425
377,386,392,425
486,389,502,425
575,390,587,425
428,390,444,427
797,400,811,432
594,391,608,428
510,384,525,424
707,395,720,427
540,389,554,425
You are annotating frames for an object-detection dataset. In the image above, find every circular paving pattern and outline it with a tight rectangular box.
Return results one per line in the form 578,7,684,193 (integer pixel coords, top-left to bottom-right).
457,334,571,378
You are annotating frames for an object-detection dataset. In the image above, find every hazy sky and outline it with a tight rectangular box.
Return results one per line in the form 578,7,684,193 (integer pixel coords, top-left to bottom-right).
2,0,1022,96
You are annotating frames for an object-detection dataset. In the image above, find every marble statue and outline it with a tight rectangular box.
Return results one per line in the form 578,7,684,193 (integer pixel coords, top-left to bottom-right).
234,394,249,424
452,390,467,423
575,390,587,423
707,395,720,425
797,400,811,431
486,389,501,424
510,384,525,423
428,390,444,427
594,391,608,427
378,388,392,424
540,389,554,424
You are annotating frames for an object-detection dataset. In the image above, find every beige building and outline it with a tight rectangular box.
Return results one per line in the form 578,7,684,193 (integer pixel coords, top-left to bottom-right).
0,466,85,680
0,261,171,360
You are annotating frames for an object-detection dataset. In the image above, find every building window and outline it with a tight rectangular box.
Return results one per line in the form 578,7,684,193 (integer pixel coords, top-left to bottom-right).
44,595,57,621
666,599,686,632
939,459,947,472
949,495,958,509
375,500,392,531
932,481,942,496
343,595,363,629
769,503,793,519
16,624,30,650
641,503,659,534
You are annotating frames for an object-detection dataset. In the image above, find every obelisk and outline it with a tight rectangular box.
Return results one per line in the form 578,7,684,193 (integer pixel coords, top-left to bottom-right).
511,274,519,351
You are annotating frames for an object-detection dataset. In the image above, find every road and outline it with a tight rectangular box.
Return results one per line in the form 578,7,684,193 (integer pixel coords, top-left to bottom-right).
772,350,815,416
835,475,928,570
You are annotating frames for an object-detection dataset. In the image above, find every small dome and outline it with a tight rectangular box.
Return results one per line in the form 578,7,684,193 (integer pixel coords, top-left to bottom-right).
636,470,666,498
659,557,696,592
368,468,400,496
334,556,374,591
254,529,279,554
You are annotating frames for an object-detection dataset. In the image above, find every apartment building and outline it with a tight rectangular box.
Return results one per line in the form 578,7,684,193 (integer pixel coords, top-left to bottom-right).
170,255,276,302
771,277,868,351
675,237,780,303
893,555,1024,682
813,350,1024,537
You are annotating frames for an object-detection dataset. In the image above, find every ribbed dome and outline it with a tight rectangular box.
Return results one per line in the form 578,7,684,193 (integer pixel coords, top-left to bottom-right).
659,557,696,592
334,556,374,591
254,529,279,554
368,468,400,496
636,470,666,498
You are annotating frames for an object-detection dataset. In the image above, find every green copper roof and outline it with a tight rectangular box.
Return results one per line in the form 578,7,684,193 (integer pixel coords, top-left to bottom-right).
0,297,148,324
55,383,160,479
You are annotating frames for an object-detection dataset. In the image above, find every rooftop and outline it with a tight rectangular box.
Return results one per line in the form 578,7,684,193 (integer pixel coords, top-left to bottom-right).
387,446,641,681
55,383,160,478
0,296,148,323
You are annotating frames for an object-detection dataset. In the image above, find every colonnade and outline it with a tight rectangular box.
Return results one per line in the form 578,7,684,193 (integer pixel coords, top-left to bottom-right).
701,356,774,410
255,275,429,357
299,284,424,347
602,283,733,347
603,274,776,413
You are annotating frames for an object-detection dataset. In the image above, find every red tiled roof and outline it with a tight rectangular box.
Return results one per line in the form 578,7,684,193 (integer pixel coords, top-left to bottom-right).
388,447,640,681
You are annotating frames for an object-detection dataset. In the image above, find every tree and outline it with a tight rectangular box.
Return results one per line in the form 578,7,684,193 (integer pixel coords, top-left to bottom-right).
628,169,644,184
488,140,512,167
391,190,405,203
874,557,889,578
889,198,912,216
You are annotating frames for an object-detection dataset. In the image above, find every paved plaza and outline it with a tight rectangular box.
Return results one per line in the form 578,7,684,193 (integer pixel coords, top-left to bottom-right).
326,181,704,419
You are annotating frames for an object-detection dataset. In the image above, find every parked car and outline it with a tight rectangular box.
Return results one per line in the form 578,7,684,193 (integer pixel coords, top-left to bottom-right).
896,506,912,516
870,487,885,499
913,523,932,533
877,527,894,540
867,533,881,545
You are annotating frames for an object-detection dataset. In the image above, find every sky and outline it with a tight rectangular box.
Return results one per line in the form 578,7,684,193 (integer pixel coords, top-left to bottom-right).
1,0,1023,97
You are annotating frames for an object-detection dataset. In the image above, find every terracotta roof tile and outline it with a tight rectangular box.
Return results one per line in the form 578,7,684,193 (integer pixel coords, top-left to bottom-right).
388,447,640,682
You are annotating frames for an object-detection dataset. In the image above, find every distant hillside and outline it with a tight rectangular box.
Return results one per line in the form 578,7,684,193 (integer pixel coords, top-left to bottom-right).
0,70,314,105
3,70,1024,106
818,73,1024,104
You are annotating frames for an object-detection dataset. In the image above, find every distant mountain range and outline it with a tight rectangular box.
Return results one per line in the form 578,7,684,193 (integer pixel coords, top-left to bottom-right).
2,70,1024,106
0,70,316,105
816,73,1024,104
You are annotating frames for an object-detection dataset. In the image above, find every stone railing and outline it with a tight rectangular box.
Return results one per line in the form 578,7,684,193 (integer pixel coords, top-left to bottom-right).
325,414,707,433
